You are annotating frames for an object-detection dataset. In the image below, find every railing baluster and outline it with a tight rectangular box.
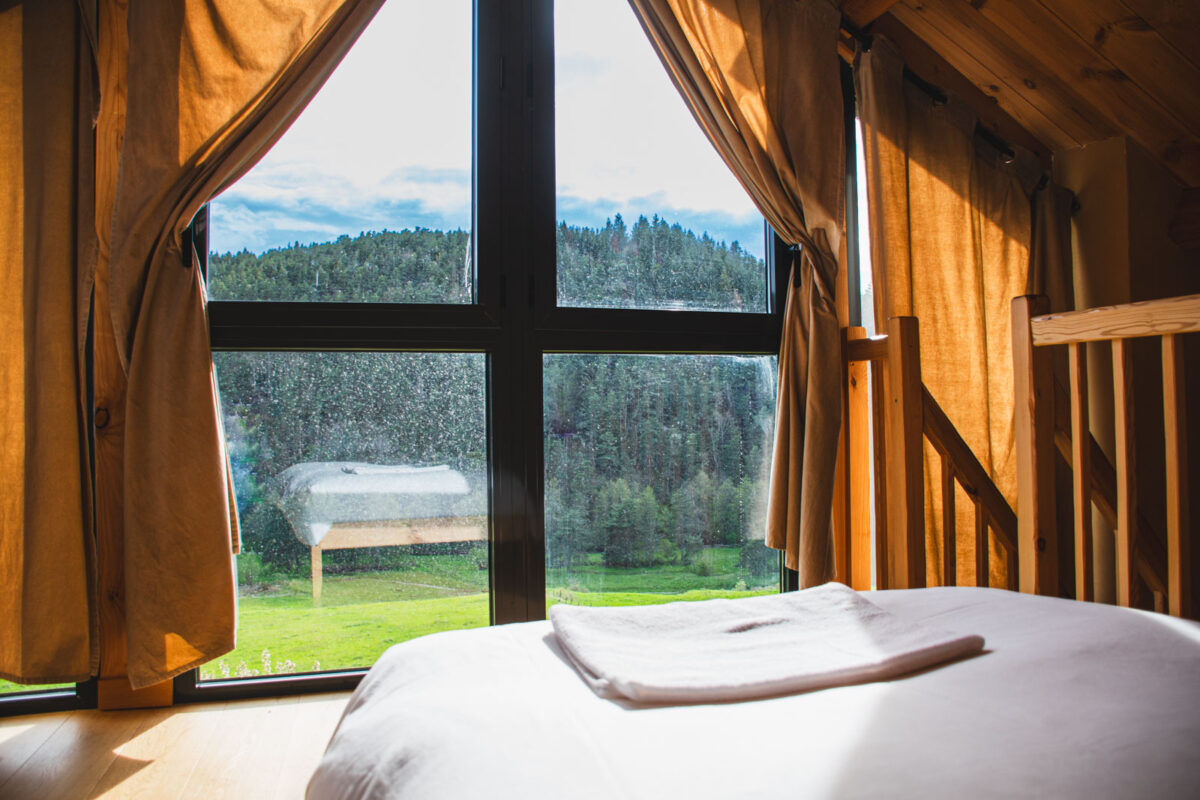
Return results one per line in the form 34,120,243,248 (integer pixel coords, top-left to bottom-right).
1069,342,1093,601
1162,334,1190,618
1112,339,1137,607
975,500,989,588
940,451,956,586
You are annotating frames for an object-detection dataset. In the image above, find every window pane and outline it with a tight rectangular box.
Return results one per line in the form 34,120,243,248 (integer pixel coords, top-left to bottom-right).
544,354,778,607
554,3,766,312
207,352,488,680
0,682,73,696
207,1,473,304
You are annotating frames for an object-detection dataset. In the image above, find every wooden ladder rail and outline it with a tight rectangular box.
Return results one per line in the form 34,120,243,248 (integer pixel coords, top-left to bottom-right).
1014,293,1198,616
838,318,1018,591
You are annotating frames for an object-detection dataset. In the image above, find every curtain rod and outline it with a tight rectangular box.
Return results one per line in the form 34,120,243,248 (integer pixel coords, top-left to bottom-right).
840,19,1018,163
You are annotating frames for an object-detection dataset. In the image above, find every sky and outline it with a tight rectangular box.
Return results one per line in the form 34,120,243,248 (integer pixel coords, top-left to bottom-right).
209,1,765,260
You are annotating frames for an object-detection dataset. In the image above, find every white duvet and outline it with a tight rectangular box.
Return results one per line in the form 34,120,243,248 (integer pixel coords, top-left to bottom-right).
308,588,1200,800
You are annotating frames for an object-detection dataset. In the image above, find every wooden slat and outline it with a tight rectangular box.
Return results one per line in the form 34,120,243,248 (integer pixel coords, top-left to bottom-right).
870,359,890,590
1120,0,1200,71
845,335,889,363
1112,339,1137,607
1069,343,1094,602
1031,294,1200,345
921,386,1018,554
1162,334,1190,617
939,451,956,586
974,501,989,589
841,0,901,28
1052,384,1168,596
1012,296,1057,596
846,328,873,591
1043,0,1200,136
964,0,1200,186
888,2,1082,150
885,317,925,589
893,0,1108,147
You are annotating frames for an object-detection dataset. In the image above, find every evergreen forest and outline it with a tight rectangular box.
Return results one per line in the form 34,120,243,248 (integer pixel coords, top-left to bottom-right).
209,216,778,588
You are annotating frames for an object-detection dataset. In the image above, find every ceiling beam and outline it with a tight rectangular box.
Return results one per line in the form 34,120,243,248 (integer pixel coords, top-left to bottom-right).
841,0,901,28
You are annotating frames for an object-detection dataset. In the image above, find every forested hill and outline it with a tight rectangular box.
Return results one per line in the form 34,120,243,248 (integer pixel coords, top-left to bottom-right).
207,214,764,309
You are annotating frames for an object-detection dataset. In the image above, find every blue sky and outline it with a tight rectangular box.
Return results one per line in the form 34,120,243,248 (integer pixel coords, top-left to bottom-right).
210,1,764,260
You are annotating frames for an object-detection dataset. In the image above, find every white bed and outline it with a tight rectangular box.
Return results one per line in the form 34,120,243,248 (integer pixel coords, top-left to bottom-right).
307,587,1200,799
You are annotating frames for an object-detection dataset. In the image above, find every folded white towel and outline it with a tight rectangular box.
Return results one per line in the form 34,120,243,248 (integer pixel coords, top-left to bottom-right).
549,583,984,703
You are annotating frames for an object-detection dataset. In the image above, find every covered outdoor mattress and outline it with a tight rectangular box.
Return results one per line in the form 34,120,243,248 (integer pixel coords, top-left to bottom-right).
308,587,1200,799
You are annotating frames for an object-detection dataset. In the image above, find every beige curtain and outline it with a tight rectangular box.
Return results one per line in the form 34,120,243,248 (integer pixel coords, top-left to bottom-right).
628,0,844,586
855,37,1045,586
0,0,97,685
98,0,384,688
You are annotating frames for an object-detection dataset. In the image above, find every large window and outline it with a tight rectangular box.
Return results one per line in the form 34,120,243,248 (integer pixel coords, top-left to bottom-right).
194,0,787,696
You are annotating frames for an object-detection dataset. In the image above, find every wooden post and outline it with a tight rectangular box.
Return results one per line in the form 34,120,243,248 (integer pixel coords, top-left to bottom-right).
1012,296,1057,596
885,317,924,589
1162,335,1190,618
311,547,323,602
870,359,889,590
974,502,989,588
1069,343,1093,601
844,328,872,591
1112,339,1137,608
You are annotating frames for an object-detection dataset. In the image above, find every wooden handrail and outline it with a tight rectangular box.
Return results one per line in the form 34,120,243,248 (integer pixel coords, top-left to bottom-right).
841,321,1017,592
922,387,1018,558
1030,293,1200,346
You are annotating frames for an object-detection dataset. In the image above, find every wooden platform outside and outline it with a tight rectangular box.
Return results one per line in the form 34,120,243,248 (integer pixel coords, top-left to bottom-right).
0,691,350,799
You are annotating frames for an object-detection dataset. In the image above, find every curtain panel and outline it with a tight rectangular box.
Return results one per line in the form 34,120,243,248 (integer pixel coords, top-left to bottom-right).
96,0,385,688
627,0,845,586
0,0,97,685
855,37,1068,587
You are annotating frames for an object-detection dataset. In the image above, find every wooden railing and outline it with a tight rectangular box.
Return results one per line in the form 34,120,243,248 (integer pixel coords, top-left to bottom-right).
836,317,1017,592
1013,293,1198,617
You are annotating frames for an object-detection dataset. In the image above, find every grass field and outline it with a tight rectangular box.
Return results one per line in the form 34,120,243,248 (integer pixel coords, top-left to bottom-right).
0,547,779,692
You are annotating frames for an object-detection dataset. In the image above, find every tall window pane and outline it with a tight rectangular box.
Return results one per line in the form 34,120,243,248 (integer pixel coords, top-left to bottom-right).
207,1,473,304
207,352,488,679
554,3,767,312
545,354,778,606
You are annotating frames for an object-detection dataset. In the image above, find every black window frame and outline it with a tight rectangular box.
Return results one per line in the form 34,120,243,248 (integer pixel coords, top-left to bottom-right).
169,0,864,704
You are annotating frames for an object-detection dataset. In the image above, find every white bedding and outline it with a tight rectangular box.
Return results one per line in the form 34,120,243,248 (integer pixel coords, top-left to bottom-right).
308,588,1200,800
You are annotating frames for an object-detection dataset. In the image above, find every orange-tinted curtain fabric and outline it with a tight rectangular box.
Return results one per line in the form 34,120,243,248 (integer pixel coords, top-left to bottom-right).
99,0,383,688
0,0,97,685
855,37,1043,586
628,0,844,586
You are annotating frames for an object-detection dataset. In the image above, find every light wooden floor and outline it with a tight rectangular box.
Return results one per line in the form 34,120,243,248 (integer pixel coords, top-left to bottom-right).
0,691,350,799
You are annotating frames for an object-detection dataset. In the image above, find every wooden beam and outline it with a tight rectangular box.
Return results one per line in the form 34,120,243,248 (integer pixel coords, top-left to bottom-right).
1162,334,1190,617
974,501,989,589
1069,343,1094,602
841,0,901,28
870,359,890,590
1169,188,1200,250
890,0,1107,148
845,328,873,591
1031,294,1200,345
1012,296,1057,596
885,316,925,589
939,450,956,586
845,335,889,363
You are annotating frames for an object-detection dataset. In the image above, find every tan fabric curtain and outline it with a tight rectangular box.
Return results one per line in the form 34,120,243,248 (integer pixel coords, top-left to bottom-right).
855,37,1044,586
628,0,844,586
0,0,97,685
98,0,383,688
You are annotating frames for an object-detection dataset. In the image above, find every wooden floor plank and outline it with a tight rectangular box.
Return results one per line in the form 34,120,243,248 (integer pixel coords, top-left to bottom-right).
0,692,350,800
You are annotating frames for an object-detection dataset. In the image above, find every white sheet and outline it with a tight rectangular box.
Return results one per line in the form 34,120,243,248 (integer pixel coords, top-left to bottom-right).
550,583,984,702
308,588,1200,800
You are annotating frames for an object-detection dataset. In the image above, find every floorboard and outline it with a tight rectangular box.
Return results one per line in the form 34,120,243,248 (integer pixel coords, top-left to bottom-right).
0,692,350,799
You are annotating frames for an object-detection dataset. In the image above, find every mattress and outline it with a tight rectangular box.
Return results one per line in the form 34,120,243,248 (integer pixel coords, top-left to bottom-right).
307,587,1200,799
